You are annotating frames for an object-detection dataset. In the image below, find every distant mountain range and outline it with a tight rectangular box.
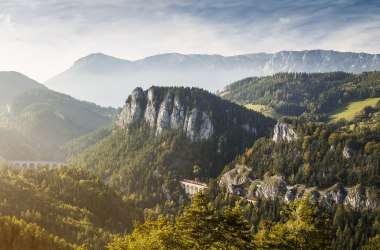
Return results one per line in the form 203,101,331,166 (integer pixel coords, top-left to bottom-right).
0,71,116,160
45,50,380,107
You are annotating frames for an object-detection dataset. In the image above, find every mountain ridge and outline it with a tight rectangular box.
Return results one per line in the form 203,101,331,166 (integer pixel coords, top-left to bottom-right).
0,71,116,160
45,50,380,107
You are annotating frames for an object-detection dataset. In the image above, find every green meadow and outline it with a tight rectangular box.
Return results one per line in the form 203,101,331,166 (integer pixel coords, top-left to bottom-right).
329,97,380,122
244,104,283,119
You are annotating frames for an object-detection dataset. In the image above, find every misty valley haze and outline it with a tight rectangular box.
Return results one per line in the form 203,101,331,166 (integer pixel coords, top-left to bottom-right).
45,50,380,107
1,0,380,249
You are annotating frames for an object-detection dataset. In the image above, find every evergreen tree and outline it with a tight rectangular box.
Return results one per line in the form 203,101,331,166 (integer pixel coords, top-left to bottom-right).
254,195,331,249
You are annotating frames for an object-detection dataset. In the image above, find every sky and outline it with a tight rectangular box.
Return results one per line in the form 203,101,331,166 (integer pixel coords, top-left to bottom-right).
0,0,379,82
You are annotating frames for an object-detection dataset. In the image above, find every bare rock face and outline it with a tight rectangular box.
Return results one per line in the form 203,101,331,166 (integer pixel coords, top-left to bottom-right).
252,175,288,200
170,95,185,130
117,87,215,142
321,183,347,206
144,88,158,127
117,88,145,127
284,188,297,203
219,164,254,195
156,95,173,135
273,122,298,142
219,165,378,210
344,185,378,210
342,146,353,159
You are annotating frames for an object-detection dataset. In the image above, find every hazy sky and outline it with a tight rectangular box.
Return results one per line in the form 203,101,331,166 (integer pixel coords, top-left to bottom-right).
1,0,379,82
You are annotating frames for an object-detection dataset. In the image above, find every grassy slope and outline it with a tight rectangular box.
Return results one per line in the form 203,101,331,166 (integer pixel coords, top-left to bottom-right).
329,97,380,122
244,104,283,120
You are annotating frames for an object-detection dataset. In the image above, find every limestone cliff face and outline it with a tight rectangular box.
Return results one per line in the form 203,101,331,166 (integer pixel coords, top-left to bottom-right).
117,88,145,127
219,165,254,195
272,122,298,142
220,164,379,210
117,87,218,142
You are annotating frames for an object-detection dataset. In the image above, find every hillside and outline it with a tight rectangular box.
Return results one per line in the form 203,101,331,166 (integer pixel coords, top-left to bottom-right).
222,71,380,120
73,86,275,211
0,72,116,160
329,97,380,122
45,50,380,107
0,164,139,249
0,215,74,250
0,71,44,107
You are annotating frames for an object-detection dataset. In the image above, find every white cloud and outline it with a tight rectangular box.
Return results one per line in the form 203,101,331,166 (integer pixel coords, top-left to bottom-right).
0,0,379,82
279,17,291,24
0,13,11,25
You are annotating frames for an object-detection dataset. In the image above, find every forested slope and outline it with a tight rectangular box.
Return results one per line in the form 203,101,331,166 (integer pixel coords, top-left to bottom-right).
221,71,380,120
0,164,139,249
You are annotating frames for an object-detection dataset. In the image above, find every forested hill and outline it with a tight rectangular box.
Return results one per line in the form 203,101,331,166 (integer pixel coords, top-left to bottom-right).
117,86,275,143
0,71,116,160
0,164,140,249
73,87,275,215
0,71,45,106
221,71,380,120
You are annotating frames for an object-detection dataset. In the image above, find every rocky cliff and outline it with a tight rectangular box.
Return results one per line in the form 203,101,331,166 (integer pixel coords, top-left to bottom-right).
117,87,275,144
272,122,298,142
220,164,379,210
117,87,214,141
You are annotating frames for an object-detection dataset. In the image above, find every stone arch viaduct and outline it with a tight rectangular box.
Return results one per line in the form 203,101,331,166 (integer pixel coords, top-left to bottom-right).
179,179,208,196
8,161,67,169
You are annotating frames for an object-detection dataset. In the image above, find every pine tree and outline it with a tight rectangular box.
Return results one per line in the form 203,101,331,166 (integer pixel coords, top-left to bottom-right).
254,195,331,249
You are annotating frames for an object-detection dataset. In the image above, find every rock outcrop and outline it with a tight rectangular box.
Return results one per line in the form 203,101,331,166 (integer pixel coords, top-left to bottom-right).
220,164,379,210
219,165,254,195
342,146,353,159
272,122,298,142
117,87,269,144
344,185,378,210
251,175,288,200
117,87,215,142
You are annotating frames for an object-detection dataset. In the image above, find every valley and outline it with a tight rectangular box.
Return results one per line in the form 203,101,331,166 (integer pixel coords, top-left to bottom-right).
2,1,380,249
0,72,116,161
1,57,380,250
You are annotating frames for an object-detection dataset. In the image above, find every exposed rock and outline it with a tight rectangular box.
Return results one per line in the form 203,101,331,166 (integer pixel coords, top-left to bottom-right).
184,109,198,141
117,88,145,127
219,164,254,195
117,87,215,142
144,88,157,127
198,111,214,141
321,183,347,206
273,122,298,142
219,169,378,210
156,95,173,135
252,175,287,200
344,185,378,210
284,187,297,203
170,95,185,130
342,146,353,159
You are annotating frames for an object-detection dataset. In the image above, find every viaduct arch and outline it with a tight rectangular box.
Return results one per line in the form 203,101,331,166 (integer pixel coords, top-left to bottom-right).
179,179,208,196
8,161,67,169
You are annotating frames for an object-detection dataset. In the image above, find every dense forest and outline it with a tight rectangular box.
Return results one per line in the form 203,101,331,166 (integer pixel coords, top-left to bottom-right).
229,117,380,188
108,191,380,250
73,87,275,214
0,215,74,250
221,71,380,120
0,73,379,249
0,163,140,249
